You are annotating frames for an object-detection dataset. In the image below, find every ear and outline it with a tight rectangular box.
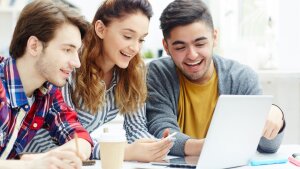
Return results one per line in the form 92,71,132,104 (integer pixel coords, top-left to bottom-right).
212,29,218,47
26,36,43,57
95,20,106,39
162,39,170,56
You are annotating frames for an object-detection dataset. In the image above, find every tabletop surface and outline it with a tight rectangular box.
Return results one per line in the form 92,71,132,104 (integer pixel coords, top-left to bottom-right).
83,144,300,169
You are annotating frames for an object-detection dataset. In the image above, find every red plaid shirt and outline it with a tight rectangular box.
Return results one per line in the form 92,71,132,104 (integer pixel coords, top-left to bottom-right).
0,58,92,159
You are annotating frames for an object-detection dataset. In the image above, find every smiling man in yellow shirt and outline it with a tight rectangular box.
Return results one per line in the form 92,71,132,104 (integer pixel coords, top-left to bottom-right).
146,0,285,157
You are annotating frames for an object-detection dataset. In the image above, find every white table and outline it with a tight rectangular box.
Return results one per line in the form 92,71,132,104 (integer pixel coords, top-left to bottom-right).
83,145,300,169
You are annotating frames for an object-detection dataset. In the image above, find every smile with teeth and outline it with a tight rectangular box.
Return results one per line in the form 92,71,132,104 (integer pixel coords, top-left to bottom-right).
121,51,134,57
185,60,202,66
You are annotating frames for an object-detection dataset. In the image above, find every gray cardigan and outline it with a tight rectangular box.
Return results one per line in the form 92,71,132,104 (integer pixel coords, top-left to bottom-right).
146,55,284,156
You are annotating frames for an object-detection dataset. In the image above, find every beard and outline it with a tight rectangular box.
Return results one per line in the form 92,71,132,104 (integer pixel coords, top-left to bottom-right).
180,57,213,83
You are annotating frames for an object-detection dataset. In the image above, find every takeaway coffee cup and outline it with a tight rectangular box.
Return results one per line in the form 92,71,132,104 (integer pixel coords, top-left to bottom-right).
99,128,127,169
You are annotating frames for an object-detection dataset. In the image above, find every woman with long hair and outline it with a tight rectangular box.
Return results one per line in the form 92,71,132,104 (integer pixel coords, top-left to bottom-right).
25,0,173,162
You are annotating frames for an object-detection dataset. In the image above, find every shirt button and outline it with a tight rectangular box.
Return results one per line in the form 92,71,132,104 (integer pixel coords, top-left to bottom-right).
25,105,29,109
33,123,38,128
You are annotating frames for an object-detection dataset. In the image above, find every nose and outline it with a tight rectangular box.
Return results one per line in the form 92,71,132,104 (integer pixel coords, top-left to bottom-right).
70,53,81,68
187,46,198,60
129,41,140,54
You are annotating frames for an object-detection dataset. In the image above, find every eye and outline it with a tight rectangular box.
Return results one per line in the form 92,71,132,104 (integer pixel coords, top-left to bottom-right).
196,43,205,47
63,48,74,54
175,47,185,51
124,35,132,40
139,39,145,43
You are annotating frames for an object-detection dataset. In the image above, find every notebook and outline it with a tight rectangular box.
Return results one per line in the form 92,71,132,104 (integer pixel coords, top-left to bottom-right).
152,95,273,169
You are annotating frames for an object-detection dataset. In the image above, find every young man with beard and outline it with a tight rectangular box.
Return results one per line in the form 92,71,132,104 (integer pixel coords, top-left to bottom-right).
0,0,92,168
146,0,285,156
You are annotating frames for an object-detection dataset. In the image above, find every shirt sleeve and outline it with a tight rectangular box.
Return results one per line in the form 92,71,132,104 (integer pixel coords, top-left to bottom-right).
45,89,93,146
61,78,102,159
123,104,154,143
146,60,190,156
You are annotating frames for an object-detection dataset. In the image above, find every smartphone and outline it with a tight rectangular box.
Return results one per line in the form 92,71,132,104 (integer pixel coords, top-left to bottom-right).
164,132,177,140
151,156,197,168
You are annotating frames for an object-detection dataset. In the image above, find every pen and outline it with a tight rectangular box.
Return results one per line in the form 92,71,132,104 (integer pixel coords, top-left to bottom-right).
74,133,96,166
74,132,81,159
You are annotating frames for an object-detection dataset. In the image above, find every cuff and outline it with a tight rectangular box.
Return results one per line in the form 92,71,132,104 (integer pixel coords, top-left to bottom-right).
170,132,190,156
74,129,94,147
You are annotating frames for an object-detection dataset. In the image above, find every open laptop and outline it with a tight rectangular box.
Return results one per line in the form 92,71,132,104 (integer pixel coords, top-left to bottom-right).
152,95,273,169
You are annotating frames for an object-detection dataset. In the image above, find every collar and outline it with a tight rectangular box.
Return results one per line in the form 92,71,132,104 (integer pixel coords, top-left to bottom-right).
2,58,57,108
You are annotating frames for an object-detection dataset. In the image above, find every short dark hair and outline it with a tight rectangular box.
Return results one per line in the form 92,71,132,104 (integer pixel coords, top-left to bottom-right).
160,0,214,39
9,0,89,59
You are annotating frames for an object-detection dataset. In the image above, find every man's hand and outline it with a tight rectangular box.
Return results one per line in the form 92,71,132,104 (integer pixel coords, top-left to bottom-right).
184,139,204,156
124,137,173,162
22,149,82,169
53,138,91,160
262,105,284,140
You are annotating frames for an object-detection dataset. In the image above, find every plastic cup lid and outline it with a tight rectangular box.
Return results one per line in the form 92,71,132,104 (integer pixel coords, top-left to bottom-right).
98,128,127,142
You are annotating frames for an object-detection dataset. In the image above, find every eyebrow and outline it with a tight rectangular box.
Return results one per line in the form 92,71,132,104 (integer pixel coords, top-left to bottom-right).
122,28,136,33
122,28,148,36
195,37,207,42
172,37,208,46
62,44,78,49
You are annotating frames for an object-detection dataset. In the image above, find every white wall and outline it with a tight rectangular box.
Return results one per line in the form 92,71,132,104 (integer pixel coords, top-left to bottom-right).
68,0,100,22
142,0,172,57
278,0,300,71
2,0,300,68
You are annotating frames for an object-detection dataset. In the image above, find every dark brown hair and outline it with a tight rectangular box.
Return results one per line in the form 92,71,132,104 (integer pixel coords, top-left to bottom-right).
160,0,214,39
9,0,89,59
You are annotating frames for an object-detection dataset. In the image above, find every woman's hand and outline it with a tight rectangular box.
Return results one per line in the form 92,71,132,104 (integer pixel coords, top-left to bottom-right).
124,137,174,162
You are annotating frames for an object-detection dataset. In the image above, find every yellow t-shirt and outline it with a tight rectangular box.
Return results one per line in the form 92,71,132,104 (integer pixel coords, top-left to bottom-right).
177,68,218,139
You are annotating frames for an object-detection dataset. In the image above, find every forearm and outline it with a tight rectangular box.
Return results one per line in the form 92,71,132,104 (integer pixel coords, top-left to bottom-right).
184,139,204,156
124,143,134,161
56,138,92,160
124,106,154,143
0,160,29,169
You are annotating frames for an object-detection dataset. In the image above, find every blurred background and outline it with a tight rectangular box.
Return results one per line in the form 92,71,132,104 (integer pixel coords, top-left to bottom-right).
1,0,300,145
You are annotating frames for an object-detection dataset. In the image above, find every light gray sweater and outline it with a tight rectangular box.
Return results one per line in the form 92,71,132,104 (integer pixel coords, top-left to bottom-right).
146,55,284,156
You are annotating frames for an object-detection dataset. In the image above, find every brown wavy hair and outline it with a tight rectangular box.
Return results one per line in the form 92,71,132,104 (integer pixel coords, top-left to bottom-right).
72,0,153,114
